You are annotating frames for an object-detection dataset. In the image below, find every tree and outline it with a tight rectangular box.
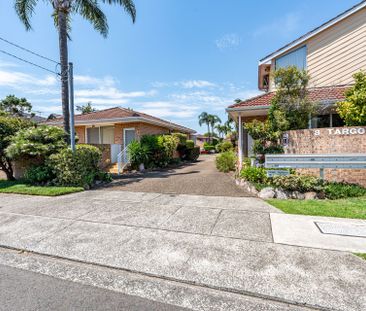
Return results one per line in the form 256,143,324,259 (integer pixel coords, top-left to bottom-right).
76,102,96,114
337,71,366,126
269,66,316,131
215,124,225,138
208,114,221,137
198,112,211,138
0,95,33,117
15,0,136,143
0,116,31,180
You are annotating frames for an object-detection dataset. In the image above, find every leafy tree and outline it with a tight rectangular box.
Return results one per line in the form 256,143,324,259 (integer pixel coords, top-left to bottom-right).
245,119,283,162
0,116,31,180
337,71,366,126
0,95,33,117
269,66,316,131
76,102,96,114
215,124,226,138
208,114,221,135
15,0,136,142
6,125,68,161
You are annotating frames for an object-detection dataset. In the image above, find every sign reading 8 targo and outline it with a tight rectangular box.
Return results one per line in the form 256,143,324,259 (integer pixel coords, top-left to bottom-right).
314,127,366,136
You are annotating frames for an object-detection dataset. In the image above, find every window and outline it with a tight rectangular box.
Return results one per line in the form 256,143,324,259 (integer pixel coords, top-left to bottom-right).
87,127,99,144
87,126,115,144
275,46,307,70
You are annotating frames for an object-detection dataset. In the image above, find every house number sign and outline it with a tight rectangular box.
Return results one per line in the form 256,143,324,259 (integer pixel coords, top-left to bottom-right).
314,127,366,136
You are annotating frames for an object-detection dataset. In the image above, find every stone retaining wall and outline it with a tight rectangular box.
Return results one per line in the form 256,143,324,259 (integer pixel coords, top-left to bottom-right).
285,126,366,187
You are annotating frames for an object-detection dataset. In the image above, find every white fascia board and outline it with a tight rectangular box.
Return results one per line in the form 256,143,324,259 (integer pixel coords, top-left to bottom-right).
47,117,195,134
258,2,366,65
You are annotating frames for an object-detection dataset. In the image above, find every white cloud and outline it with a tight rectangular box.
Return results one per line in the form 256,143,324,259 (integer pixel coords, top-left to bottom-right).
151,80,216,89
252,12,301,38
215,33,241,50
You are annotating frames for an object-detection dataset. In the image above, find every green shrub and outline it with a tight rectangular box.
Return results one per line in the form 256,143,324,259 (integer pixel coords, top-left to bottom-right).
48,145,104,188
216,141,233,153
240,166,268,184
6,125,67,160
24,165,55,184
216,151,236,172
128,140,150,167
158,135,179,160
212,137,219,146
186,140,194,149
186,146,200,161
324,182,366,200
271,175,323,192
172,133,187,145
203,142,215,152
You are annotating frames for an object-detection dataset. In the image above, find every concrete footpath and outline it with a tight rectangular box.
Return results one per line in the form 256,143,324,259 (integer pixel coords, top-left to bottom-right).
0,190,365,311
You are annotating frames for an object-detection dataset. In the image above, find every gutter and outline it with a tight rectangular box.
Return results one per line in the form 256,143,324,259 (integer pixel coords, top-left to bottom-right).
226,105,270,112
47,117,196,134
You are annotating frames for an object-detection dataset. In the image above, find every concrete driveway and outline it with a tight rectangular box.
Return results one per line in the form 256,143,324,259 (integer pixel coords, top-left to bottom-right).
103,154,252,197
0,190,365,311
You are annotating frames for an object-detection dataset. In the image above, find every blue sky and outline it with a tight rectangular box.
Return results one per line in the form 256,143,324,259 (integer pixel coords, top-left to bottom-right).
0,0,360,132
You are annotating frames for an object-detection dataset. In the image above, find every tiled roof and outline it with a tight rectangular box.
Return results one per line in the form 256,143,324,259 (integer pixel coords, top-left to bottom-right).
228,85,349,109
45,107,195,133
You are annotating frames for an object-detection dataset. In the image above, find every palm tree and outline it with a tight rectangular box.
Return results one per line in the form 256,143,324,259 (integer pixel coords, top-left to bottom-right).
215,124,226,138
15,0,136,142
198,112,211,138
208,114,221,138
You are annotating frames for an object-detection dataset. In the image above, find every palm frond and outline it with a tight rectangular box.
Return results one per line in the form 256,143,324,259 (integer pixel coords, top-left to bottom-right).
101,0,136,23
14,0,39,30
74,0,109,37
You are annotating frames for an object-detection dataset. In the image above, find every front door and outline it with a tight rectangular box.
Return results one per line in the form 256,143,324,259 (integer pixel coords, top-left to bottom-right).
123,128,136,149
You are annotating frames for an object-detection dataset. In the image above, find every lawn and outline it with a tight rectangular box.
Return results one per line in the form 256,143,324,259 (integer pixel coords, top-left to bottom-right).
267,197,366,219
355,253,366,260
0,180,83,196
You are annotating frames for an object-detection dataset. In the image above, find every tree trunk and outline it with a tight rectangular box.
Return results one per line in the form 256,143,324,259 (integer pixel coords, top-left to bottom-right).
0,157,15,181
207,124,211,143
58,8,70,143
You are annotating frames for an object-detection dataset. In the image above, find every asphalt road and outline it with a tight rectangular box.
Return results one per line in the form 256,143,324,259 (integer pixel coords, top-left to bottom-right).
0,264,190,311
103,154,252,196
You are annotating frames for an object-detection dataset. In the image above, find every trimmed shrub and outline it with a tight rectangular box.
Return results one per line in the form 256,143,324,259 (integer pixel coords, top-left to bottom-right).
186,140,194,149
216,141,233,153
216,151,236,172
48,145,104,188
324,182,366,200
186,146,200,162
203,142,215,152
271,175,323,193
240,166,268,184
172,133,187,145
24,165,55,185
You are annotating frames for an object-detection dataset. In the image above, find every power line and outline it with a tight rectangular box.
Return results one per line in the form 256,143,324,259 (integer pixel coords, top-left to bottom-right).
0,36,59,65
0,49,59,76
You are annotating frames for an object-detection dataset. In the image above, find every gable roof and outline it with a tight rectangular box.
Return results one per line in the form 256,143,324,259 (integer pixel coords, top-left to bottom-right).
45,107,195,134
227,85,348,110
259,0,366,65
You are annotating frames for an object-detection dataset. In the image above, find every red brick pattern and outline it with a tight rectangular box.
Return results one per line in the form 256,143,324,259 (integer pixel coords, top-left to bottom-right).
286,127,366,186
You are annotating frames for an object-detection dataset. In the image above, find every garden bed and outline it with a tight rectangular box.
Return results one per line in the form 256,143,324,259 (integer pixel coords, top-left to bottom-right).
0,180,83,196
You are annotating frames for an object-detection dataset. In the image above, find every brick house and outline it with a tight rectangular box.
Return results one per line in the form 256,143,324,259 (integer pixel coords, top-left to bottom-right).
227,1,366,160
46,107,195,168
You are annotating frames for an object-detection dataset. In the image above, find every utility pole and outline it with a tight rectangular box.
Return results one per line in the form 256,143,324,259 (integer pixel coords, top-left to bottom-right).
69,62,76,152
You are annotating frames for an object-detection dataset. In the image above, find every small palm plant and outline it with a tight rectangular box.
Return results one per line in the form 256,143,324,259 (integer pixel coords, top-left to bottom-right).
14,0,136,142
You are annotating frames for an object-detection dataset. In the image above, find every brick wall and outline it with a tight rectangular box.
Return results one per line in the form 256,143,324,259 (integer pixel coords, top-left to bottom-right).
75,126,86,143
285,126,366,186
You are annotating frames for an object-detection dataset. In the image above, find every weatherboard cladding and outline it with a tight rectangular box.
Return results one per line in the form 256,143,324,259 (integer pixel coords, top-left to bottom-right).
228,86,348,109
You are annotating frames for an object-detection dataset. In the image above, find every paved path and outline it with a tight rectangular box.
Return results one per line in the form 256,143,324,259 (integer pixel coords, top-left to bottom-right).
0,191,365,311
103,154,251,196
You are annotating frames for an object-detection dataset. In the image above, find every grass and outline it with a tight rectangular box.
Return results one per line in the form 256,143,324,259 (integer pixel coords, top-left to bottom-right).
0,180,83,196
355,253,366,260
267,197,366,219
